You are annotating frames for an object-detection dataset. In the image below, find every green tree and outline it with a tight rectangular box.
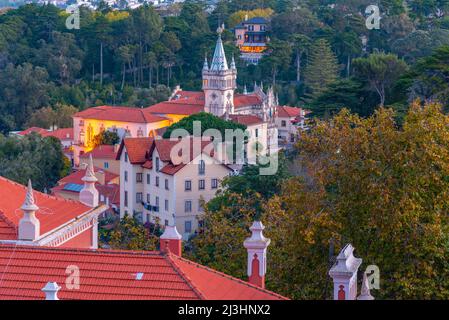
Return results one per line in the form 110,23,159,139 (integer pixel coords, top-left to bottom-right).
304,39,339,100
109,214,159,251
353,53,408,106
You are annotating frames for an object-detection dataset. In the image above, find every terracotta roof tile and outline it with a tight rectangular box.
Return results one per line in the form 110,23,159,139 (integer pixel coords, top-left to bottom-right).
74,106,168,123
234,94,262,108
57,167,118,186
117,137,154,164
17,127,48,136
276,106,304,118
229,114,264,126
42,128,73,141
80,145,117,159
0,177,91,238
0,245,286,300
147,102,204,115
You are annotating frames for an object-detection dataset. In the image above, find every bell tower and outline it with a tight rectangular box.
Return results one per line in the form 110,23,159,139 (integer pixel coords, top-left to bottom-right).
202,24,237,117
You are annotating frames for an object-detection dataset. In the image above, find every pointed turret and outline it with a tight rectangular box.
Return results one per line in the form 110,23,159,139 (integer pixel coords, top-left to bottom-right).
79,155,99,207
230,55,236,70
203,54,209,71
210,24,228,71
244,221,271,288
18,179,40,241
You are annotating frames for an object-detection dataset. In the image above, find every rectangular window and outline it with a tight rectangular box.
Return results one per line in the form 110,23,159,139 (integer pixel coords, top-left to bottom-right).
165,199,169,211
185,221,192,233
155,196,159,207
136,173,143,183
281,120,286,127
255,129,259,137
155,176,159,187
124,152,128,162
136,192,142,203
146,174,150,185
165,179,169,190
104,162,109,169
199,160,205,175
165,219,169,226
211,178,218,189
199,179,205,190
185,180,192,191
124,170,128,182
198,199,203,212
185,200,192,213
146,193,150,203
155,157,160,172
124,191,128,207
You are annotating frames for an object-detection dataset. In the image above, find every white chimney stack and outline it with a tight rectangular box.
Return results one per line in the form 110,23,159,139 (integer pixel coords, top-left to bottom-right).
18,180,40,241
243,221,270,288
160,225,182,256
42,282,61,300
79,155,99,207
329,244,362,300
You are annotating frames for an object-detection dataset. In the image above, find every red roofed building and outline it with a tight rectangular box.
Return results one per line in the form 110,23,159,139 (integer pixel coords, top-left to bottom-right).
51,164,120,213
80,144,120,175
0,221,285,300
275,106,308,147
117,137,232,238
0,174,107,249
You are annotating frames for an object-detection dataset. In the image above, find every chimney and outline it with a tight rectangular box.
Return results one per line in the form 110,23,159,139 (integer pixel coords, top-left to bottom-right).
243,221,270,289
357,272,374,300
79,154,99,207
329,244,362,300
18,180,40,241
160,225,182,256
42,282,61,300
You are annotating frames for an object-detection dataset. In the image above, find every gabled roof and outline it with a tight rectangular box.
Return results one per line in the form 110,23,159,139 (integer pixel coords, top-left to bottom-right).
276,106,304,118
229,114,264,126
234,94,263,108
17,127,48,136
0,245,287,300
57,167,118,186
240,17,269,25
0,177,91,239
43,128,73,141
147,102,204,116
80,145,117,160
116,137,154,164
74,106,169,124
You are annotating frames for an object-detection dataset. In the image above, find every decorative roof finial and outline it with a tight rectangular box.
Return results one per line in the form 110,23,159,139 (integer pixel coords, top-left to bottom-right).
203,54,209,71
243,84,248,95
217,23,225,36
357,272,375,300
21,179,39,212
82,155,98,183
230,54,236,69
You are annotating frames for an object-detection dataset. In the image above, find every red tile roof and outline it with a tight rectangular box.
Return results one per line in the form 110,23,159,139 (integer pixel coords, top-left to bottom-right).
277,106,303,118
0,245,287,300
43,128,73,141
170,90,205,104
147,102,204,116
116,137,154,164
17,127,48,136
234,94,262,108
80,145,117,160
229,114,264,126
0,177,91,239
96,184,120,206
57,167,118,186
74,106,168,123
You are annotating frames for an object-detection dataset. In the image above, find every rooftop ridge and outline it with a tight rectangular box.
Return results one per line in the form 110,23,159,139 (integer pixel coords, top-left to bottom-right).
171,254,289,300
164,253,206,300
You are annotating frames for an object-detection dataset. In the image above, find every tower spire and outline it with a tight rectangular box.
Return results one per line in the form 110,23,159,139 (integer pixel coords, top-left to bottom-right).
230,54,236,70
210,24,228,71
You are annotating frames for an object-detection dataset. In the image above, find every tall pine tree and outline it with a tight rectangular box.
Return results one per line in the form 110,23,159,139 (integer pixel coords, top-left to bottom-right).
304,39,339,100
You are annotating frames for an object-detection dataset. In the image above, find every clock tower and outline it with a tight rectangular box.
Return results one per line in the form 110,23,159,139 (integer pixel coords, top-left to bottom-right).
202,25,237,117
